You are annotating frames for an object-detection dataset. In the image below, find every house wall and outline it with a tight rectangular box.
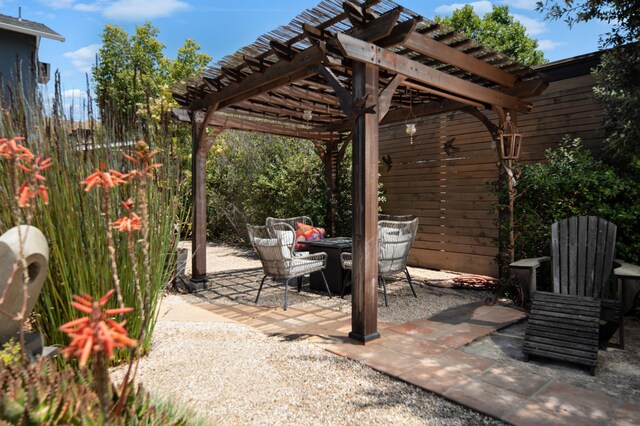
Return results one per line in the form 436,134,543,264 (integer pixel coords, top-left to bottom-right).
0,28,37,97
378,64,605,276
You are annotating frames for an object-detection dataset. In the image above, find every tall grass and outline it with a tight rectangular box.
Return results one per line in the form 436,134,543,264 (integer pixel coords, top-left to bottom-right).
0,74,185,359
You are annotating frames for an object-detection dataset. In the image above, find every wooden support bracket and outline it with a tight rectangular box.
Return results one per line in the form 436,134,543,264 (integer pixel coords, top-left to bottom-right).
316,65,353,115
316,65,376,118
378,74,405,120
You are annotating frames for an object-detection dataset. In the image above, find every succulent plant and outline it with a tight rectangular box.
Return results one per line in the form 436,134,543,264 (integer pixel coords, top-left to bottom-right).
0,356,204,425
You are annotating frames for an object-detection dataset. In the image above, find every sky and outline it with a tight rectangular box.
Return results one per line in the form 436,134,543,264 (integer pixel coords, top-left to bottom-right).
0,0,612,108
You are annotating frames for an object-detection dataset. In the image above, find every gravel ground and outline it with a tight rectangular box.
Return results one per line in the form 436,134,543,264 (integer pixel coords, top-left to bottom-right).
114,242,504,425
114,242,639,425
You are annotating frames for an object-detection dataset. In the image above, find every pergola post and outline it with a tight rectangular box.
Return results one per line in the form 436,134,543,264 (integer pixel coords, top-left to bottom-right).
188,107,220,291
349,61,380,343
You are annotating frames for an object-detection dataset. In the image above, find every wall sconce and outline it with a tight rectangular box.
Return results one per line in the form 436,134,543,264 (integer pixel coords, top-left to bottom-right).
303,109,313,121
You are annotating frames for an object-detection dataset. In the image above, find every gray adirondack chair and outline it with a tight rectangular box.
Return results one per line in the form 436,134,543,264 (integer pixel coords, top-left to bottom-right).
510,216,640,374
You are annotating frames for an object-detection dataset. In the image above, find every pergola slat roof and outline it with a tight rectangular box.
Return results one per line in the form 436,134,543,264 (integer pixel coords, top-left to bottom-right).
171,0,546,140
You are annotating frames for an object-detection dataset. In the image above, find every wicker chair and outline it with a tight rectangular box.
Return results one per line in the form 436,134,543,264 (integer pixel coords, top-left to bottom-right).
340,217,419,306
247,223,331,310
265,216,313,228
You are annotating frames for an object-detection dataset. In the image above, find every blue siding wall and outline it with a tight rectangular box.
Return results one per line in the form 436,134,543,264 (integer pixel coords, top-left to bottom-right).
0,28,37,97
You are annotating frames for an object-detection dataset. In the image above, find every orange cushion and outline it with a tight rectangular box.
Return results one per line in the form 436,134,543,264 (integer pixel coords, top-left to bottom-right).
295,222,325,250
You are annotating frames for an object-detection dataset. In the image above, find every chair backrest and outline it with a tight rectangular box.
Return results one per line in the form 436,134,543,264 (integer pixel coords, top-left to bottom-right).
379,213,416,222
265,216,313,229
378,217,419,275
247,223,295,279
551,216,617,298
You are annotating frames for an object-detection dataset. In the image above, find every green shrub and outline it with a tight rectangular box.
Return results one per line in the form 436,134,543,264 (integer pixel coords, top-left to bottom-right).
0,339,21,367
200,131,347,242
492,137,640,267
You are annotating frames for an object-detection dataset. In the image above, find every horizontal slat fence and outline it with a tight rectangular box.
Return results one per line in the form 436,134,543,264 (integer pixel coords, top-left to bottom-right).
379,73,605,276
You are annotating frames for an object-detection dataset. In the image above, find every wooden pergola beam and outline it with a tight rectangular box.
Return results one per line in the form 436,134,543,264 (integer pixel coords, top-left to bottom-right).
249,93,343,118
348,7,401,42
400,32,518,88
376,16,420,47
323,97,484,133
173,108,336,141
192,44,327,110
337,33,532,113
278,83,337,105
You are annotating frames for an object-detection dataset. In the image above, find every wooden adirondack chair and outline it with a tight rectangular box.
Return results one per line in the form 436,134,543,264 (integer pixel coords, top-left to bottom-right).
510,216,639,375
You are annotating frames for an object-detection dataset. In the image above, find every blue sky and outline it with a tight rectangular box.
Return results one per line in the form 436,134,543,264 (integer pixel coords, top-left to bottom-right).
0,0,611,106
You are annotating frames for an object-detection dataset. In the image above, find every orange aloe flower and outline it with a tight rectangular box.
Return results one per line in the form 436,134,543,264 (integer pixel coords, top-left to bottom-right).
123,140,162,178
0,137,34,161
113,212,142,233
59,290,137,368
14,155,53,208
121,197,134,211
81,164,128,191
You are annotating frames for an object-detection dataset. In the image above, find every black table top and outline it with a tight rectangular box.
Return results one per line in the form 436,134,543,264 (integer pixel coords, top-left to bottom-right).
303,237,352,248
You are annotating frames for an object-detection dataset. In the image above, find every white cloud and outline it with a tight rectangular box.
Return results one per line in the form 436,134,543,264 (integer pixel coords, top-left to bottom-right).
537,39,565,51
43,0,75,9
434,1,493,16
73,2,104,12
512,13,547,35
63,44,101,73
502,0,538,11
40,0,190,20
103,0,190,21
61,88,86,99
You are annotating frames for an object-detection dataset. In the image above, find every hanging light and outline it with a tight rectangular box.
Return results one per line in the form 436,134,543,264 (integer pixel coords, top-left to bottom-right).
303,109,313,121
498,112,523,160
405,90,417,144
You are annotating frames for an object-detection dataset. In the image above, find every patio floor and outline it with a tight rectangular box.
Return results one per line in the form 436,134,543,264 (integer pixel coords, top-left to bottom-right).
164,299,640,425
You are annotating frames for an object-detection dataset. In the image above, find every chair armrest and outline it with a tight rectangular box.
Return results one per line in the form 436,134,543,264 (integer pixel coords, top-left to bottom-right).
509,257,550,304
510,256,551,270
340,252,352,269
614,259,640,279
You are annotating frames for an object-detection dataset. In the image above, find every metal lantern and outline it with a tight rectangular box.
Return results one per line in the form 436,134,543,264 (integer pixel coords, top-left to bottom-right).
405,90,417,144
498,113,522,160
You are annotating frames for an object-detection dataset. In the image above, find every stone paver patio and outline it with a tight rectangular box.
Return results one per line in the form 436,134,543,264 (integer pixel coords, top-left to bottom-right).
164,300,639,425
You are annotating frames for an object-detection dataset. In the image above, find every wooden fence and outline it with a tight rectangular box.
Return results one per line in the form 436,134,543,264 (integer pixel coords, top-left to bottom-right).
379,53,605,276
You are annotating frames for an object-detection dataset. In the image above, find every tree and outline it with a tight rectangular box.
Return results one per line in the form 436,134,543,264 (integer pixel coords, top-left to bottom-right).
592,45,640,163
536,1,640,165
536,0,639,47
435,5,546,66
93,23,211,139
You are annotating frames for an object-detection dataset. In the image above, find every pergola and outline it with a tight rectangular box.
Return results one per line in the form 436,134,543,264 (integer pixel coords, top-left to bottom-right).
171,0,547,343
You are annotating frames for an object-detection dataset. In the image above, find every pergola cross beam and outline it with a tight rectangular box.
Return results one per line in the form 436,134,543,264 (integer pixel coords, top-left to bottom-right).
336,33,533,113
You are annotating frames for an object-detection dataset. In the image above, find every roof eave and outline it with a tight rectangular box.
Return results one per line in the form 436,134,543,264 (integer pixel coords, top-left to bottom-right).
0,22,65,42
